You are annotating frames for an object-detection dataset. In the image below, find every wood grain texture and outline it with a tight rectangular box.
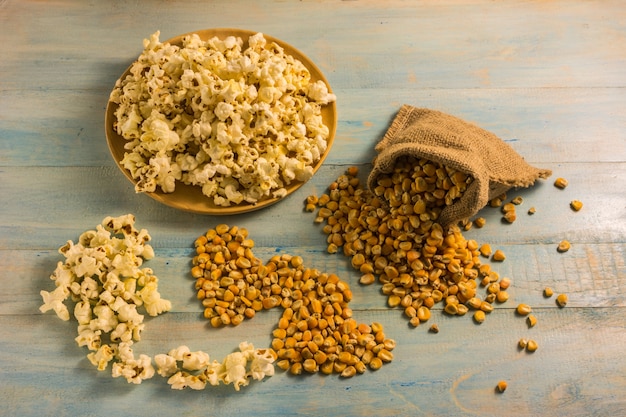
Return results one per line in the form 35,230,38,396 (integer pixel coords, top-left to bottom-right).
1,1,625,416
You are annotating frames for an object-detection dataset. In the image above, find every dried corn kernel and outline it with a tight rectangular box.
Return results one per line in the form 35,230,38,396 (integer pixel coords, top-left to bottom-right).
492,250,506,262
511,196,523,205
543,287,554,298
527,314,537,328
516,303,532,316
526,339,538,352
499,277,511,290
502,203,515,213
557,240,571,253
556,293,568,308
479,244,492,257
570,200,583,211
503,211,517,223
527,206,536,215
474,217,486,228
496,380,508,393
518,338,528,349
429,324,439,333
496,290,509,303
473,310,486,323
554,177,568,189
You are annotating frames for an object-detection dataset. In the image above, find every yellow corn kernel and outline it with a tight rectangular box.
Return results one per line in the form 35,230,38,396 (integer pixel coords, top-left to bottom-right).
346,166,359,176
369,357,383,370
480,301,494,313
511,196,523,205
556,293,568,308
474,217,486,228
527,206,536,215
303,358,318,373
473,310,486,323
429,323,439,333
501,203,515,213
444,302,459,315
479,243,492,257
492,250,506,262
516,303,532,316
527,314,537,328
496,290,509,303
499,277,511,290
526,339,538,352
570,200,583,211
544,287,554,298
417,306,431,322
496,380,508,393
557,240,571,253
503,211,517,223
554,177,568,189
467,297,482,310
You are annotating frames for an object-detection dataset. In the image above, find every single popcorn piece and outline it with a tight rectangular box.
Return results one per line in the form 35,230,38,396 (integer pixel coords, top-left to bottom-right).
109,31,336,206
112,343,156,384
182,350,211,371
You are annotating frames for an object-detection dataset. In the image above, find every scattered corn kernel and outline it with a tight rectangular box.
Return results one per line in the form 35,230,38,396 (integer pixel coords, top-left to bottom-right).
479,243,492,257
502,203,515,213
527,314,537,328
429,324,439,333
554,177,568,189
526,339,538,352
474,217,486,228
503,211,517,223
557,240,571,253
570,200,583,211
516,303,532,316
511,196,523,205
473,310,486,323
556,293,568,308
496,290,509,303
496,380,508,393
346,166,359,176
527,206,536,215
544,287,554,298
518,338,528,349
492,250,506,262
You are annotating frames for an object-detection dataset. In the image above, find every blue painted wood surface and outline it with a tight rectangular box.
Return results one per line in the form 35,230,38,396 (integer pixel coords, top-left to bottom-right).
1,1,625,416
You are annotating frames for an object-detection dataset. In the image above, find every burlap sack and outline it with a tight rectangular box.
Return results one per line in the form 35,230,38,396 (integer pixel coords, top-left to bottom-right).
367,105,552,228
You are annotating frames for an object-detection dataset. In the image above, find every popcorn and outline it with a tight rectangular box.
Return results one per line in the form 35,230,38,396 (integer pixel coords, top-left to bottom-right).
110,31,336,206
40,215,275,391
39,215,171,373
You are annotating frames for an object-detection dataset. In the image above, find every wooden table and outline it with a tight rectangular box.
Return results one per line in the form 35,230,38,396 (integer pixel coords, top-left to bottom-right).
1,1,625,416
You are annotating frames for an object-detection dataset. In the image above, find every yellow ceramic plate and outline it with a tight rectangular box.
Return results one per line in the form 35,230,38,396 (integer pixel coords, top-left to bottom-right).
105,28,336,215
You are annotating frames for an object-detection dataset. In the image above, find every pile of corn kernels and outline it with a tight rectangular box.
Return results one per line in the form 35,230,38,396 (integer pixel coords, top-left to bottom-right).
191,224,396,378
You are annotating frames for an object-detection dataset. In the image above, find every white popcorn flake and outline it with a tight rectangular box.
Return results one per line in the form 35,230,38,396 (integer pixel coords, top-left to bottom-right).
110,31,335,206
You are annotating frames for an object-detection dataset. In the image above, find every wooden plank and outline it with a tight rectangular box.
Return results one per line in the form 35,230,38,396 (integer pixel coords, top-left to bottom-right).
1,162,624,250
2,1,626,91
2,307,625,417
2,87,625,167
10,235,626,318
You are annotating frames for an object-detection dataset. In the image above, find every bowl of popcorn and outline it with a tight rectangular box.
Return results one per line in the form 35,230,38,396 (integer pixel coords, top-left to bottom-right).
106,28,337,214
